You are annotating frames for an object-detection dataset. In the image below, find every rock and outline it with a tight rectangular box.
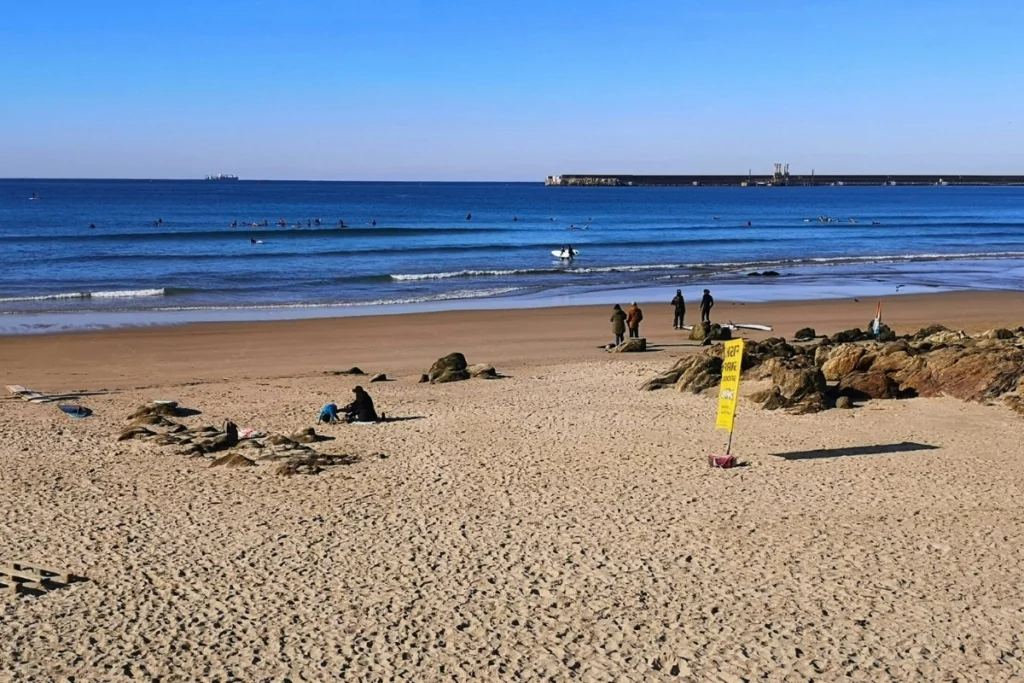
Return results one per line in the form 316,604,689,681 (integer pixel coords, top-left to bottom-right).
925,330,963,344
266,434,295,446
912,324,950,341
821,344,866,381
688,323,731,342
674,355,724,394
829,328,867,344
128,402,184,421
429,352,470,383
981,328,1015,340
418,374,430,384
835,396,853,409
794,327,816,341
178,444,207,457
289,427,329,444
209,452,255,469
369,373,387,383
129,413,180,428
275,459,323,476
330,367,364,375
813,345,830,368
468,363,498,378
612,338,647,353
117,426,156,442
748,358,828,413
839,371,900,400
747,270,780,277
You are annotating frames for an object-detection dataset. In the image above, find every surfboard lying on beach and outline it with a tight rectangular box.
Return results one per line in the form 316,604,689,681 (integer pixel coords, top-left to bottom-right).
551,249,579,259
681,323,773,332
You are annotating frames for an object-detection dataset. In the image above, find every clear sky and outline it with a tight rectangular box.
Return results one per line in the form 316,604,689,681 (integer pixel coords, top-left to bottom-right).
2,0,1022,180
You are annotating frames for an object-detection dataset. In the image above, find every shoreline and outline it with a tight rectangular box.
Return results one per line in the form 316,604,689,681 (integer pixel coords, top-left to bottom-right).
3,290,1022,390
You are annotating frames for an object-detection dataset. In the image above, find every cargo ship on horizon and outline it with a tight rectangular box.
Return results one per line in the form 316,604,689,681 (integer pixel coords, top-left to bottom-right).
205,173,239,181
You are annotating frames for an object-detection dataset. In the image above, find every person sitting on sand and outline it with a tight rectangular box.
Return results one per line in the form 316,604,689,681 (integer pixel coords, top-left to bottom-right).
343,386,378,423
626,302,643,338
610,304,627,346
671,289,685,330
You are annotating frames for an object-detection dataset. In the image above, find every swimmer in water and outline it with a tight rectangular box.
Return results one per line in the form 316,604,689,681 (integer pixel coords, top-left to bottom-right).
338,219,346,228
89,223,96,229
466,213,472,220
250,238,257,244
371,219,377,226
278,219,286,227
231,220,237,227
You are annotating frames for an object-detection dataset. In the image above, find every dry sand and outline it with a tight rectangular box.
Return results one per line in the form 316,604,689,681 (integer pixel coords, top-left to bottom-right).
2,291,1024,681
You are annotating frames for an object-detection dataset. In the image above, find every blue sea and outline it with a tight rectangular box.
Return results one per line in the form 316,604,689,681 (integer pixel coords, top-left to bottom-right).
2,179,1023,333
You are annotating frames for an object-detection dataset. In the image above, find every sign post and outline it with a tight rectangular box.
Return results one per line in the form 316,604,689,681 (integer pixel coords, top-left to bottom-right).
711,338,745,468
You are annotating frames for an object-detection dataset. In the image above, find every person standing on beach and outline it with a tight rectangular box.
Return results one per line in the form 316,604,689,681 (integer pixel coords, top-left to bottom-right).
627,302,644,338
610,304,627,346
700,289,714,325
671,289,686,329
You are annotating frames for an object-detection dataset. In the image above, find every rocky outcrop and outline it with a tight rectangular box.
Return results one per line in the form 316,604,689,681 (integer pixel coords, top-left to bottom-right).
642,325,1024,417
370,373,387,383
428,353,470,383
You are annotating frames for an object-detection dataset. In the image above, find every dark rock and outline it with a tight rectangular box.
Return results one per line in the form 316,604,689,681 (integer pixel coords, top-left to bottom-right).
117,426,156,442
912,324,950,341
829,328,867,344
418,374,430,384
429,353,470,383
331,367,365,375
982,328,1015,340
836,396,853,409
289,427,330,444
370,373,387,383
688,323,731,342
794,327,816,341
612,338,647,353
204,421,238,453
839,371,900,400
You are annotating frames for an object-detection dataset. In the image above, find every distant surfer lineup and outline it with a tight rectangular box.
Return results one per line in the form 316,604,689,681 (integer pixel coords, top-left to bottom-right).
6,180,1024,327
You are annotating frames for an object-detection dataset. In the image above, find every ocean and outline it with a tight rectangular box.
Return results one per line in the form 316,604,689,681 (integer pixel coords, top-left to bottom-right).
2,179,1023,333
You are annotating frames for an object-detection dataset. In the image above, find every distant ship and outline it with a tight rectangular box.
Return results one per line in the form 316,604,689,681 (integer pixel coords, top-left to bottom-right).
205,174,239,181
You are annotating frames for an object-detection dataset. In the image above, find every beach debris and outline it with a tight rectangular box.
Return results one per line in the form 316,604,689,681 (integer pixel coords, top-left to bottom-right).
794,327,816,341
688,323,732,342
1,561,83,596
644,325,1024,416
428,353,471,383
370,373,388,383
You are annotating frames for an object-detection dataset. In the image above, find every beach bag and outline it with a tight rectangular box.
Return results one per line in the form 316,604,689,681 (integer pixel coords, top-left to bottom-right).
318,403,339,424
708,454,735,469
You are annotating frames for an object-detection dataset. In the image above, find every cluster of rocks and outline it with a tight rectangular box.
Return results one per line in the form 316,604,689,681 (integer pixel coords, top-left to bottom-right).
747,270,781,277
116,402,364,475
419,353,498,383
643,325,1024,416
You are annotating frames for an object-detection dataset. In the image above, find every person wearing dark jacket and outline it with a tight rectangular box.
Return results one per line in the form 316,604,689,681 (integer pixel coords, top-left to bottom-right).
626,302,644,338
671,290,686,329
610,304,627,346
343,385,378,422
700,289,714,324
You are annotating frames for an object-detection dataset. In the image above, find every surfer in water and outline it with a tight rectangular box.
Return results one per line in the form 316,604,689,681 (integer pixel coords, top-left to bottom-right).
89,223,96,230
563,245,575,261
466,213,472,221
371,219,377,226
250,238,257,245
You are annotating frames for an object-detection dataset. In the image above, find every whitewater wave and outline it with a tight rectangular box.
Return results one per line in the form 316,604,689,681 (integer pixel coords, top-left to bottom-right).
391,264,691,281
148,287,526,312
0,288,168,303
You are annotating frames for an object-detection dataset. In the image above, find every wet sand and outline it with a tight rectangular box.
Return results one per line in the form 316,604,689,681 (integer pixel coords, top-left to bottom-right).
2,290,1024,681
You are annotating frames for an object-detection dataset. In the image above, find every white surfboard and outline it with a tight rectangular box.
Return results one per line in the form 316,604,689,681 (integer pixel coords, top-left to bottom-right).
680,323,774,332
551,249,579,259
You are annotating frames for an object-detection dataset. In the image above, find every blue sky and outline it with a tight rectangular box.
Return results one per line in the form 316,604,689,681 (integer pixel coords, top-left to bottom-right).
1,0,1022,180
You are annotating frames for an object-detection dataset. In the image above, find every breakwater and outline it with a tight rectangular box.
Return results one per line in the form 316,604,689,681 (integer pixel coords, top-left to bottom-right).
545,174,1024,187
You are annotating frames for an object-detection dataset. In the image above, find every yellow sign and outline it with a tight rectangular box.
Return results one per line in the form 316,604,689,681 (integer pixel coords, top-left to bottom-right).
715,339,745,432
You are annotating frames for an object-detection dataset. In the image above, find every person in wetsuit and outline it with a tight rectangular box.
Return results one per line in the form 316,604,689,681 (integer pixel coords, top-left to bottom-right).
671,289,686,329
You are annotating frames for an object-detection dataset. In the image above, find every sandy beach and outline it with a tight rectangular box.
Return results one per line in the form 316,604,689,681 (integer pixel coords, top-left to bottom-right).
3,291,1024,681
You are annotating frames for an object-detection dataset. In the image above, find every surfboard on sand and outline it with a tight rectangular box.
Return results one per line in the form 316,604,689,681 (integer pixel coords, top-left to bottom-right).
6,385,53,403
58,404,91,418
680,323,773,332
551,249,579,259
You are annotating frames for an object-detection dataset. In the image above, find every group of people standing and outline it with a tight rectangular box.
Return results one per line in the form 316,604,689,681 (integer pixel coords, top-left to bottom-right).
609,288,715,346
